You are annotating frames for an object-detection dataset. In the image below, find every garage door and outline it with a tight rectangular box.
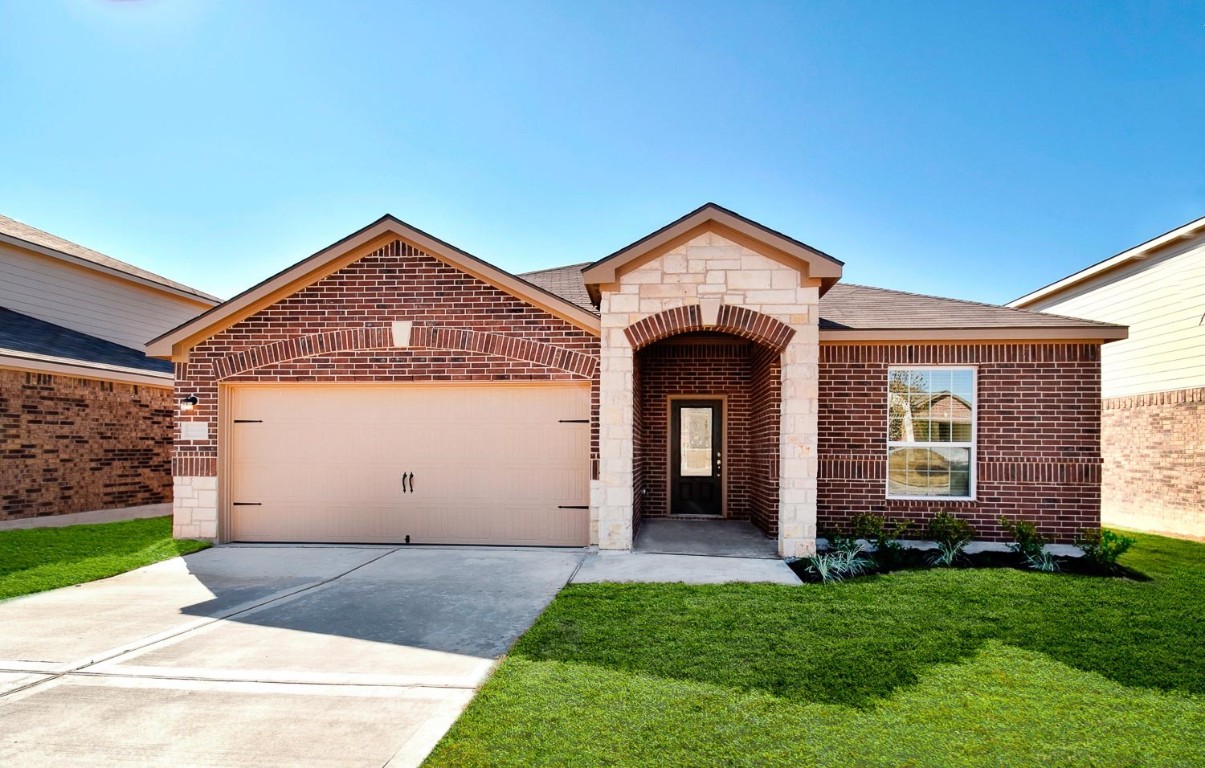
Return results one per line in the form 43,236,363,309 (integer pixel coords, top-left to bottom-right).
228,384,591,546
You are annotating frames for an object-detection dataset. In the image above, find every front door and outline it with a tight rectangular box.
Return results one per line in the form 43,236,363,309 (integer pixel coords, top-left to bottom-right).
670,399,723,516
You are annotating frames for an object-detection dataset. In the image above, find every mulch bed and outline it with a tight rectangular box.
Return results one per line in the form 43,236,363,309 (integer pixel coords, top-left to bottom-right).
788,546,1148,583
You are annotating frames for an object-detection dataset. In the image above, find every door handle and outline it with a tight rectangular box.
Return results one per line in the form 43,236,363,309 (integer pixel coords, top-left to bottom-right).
402,472,410,493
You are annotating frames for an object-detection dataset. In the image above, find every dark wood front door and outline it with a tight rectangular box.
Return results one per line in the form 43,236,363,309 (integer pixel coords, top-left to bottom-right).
670,399,723,516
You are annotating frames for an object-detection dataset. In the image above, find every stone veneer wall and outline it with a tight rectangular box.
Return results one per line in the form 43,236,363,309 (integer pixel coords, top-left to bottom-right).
1101,386,1204,539
817,343,1104,543
172,238,599,540
595,231,820,557
1,368,173,520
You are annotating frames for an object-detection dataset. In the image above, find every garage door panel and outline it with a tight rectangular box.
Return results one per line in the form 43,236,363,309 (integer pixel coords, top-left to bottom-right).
229,385,590,546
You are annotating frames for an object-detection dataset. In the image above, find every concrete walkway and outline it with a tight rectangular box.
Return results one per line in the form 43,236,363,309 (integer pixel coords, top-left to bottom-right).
0,545,584,767
573,551,800,585
0,502,171,531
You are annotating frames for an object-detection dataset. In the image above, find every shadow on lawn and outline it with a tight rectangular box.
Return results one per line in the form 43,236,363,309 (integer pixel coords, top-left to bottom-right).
512,534,1204,709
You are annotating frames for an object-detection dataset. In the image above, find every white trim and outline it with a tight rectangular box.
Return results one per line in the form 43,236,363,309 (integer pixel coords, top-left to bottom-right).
885,365,978,501
0,349,174,388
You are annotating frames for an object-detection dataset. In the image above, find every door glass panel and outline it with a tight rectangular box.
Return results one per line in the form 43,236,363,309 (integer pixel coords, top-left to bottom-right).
680,407,713,477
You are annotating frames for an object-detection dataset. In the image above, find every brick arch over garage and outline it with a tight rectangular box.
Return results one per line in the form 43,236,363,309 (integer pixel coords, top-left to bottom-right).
211,325,597,380
624,304,796,352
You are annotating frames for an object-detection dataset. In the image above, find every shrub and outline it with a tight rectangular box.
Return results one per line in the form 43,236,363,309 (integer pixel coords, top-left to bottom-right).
805,543,874,584
853,512,911,567
926,511,974,567
999,516,1058,571
926,510,974,548
1077,528,1136,568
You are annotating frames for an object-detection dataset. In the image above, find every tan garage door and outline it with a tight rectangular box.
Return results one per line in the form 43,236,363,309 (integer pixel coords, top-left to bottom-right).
228,384,591,546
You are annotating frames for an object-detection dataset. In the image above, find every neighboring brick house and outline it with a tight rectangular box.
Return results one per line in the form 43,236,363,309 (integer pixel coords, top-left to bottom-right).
0,214,218,521
1011,215,1205,539
149,205,1124,554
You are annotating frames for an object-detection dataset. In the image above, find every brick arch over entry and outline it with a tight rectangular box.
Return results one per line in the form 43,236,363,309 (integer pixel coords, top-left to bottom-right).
624,304,796,352
212,325,597,380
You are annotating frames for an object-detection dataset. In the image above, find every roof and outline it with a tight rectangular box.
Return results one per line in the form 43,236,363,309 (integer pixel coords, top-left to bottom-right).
519,263,596,314
519,266,1127,341
0,213,219,304
148,214,602,359
581,203,844,302
0,307,173,375
819,283,1125,335
1009,214,1205,308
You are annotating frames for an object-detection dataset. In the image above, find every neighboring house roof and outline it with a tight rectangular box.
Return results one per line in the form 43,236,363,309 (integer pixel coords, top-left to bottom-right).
0,213,219,304
520,263,596,314
0,307,173,384
581,203,844,302
147,214,603,359
1008,215,1205,308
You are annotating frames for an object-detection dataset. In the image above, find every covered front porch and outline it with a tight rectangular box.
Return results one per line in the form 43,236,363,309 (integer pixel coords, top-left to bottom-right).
634,518,779,558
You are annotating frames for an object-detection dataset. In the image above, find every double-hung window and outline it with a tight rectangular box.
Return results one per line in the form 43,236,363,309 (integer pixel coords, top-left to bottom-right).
887,367,976,499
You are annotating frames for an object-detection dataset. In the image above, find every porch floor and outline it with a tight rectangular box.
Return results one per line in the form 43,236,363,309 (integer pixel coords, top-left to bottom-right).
634,518,778,559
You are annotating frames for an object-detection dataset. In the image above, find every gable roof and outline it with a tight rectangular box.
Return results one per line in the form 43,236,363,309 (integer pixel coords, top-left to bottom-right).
581,203,844,302
1009,214,1205,308
147,214,603,359
0,307,173,380
523,267,1127,342
0,214,219,305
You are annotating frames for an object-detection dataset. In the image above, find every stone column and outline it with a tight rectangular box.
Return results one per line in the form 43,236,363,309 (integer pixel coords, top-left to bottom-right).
593,306,636,550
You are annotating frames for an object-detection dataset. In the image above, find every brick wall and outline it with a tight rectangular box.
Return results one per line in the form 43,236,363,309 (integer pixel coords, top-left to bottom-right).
1,368,172,520
818,343,1103,543
633,334,779,534
1101,387,1204,539
749,344,781,536
175,239,599,475
171,239,599,538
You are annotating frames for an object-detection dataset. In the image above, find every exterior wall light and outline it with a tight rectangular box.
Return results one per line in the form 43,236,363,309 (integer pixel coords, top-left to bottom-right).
181,395,199,412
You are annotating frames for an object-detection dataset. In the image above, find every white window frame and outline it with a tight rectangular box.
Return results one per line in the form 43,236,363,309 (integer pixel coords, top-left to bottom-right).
885,365,977,501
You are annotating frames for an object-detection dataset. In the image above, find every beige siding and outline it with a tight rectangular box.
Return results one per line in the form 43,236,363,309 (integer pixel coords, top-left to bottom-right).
1025,234,1205,398
0,243,208,349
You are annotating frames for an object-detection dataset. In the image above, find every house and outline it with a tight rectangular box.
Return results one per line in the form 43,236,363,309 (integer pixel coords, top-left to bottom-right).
0,214,219,521
149,204,1125,555
1010,216,1205,539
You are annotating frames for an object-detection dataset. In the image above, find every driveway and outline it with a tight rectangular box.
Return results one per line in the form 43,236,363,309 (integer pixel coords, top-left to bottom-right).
0,545,585,767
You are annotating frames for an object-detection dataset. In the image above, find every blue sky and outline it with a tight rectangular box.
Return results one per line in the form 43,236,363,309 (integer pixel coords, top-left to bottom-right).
1,1,1202,304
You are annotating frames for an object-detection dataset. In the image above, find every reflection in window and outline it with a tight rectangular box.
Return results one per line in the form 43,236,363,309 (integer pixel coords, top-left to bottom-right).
680,407,713,477
887,368,975,498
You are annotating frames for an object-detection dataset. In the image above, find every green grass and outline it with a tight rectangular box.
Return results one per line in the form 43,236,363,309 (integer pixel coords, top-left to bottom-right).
0,516,210,600
428,532,1205,767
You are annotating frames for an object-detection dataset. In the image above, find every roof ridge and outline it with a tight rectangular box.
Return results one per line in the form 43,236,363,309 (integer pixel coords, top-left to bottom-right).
519,262,590,276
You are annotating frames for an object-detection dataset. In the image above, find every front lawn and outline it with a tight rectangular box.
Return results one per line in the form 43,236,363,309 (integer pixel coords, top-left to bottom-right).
427,532,1204,767
0,516,209,600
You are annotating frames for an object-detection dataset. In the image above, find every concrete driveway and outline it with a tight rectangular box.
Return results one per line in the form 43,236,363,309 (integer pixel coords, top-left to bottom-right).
0,545,584,767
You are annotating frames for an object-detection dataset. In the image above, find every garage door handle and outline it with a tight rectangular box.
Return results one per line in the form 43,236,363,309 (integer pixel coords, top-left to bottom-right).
409,473,415,493
402,472,414,494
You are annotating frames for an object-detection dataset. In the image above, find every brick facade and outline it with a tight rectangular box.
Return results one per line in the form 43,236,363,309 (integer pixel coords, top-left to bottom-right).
172,238,599,539
1101,387,1204,539
1,368,172,520
818,343,1103,543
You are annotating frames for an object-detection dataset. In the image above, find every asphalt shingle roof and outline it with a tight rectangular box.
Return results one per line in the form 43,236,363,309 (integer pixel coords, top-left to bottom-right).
0,214,218,303
0,307,173,374
516,264,1122,331
519,263,597,314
